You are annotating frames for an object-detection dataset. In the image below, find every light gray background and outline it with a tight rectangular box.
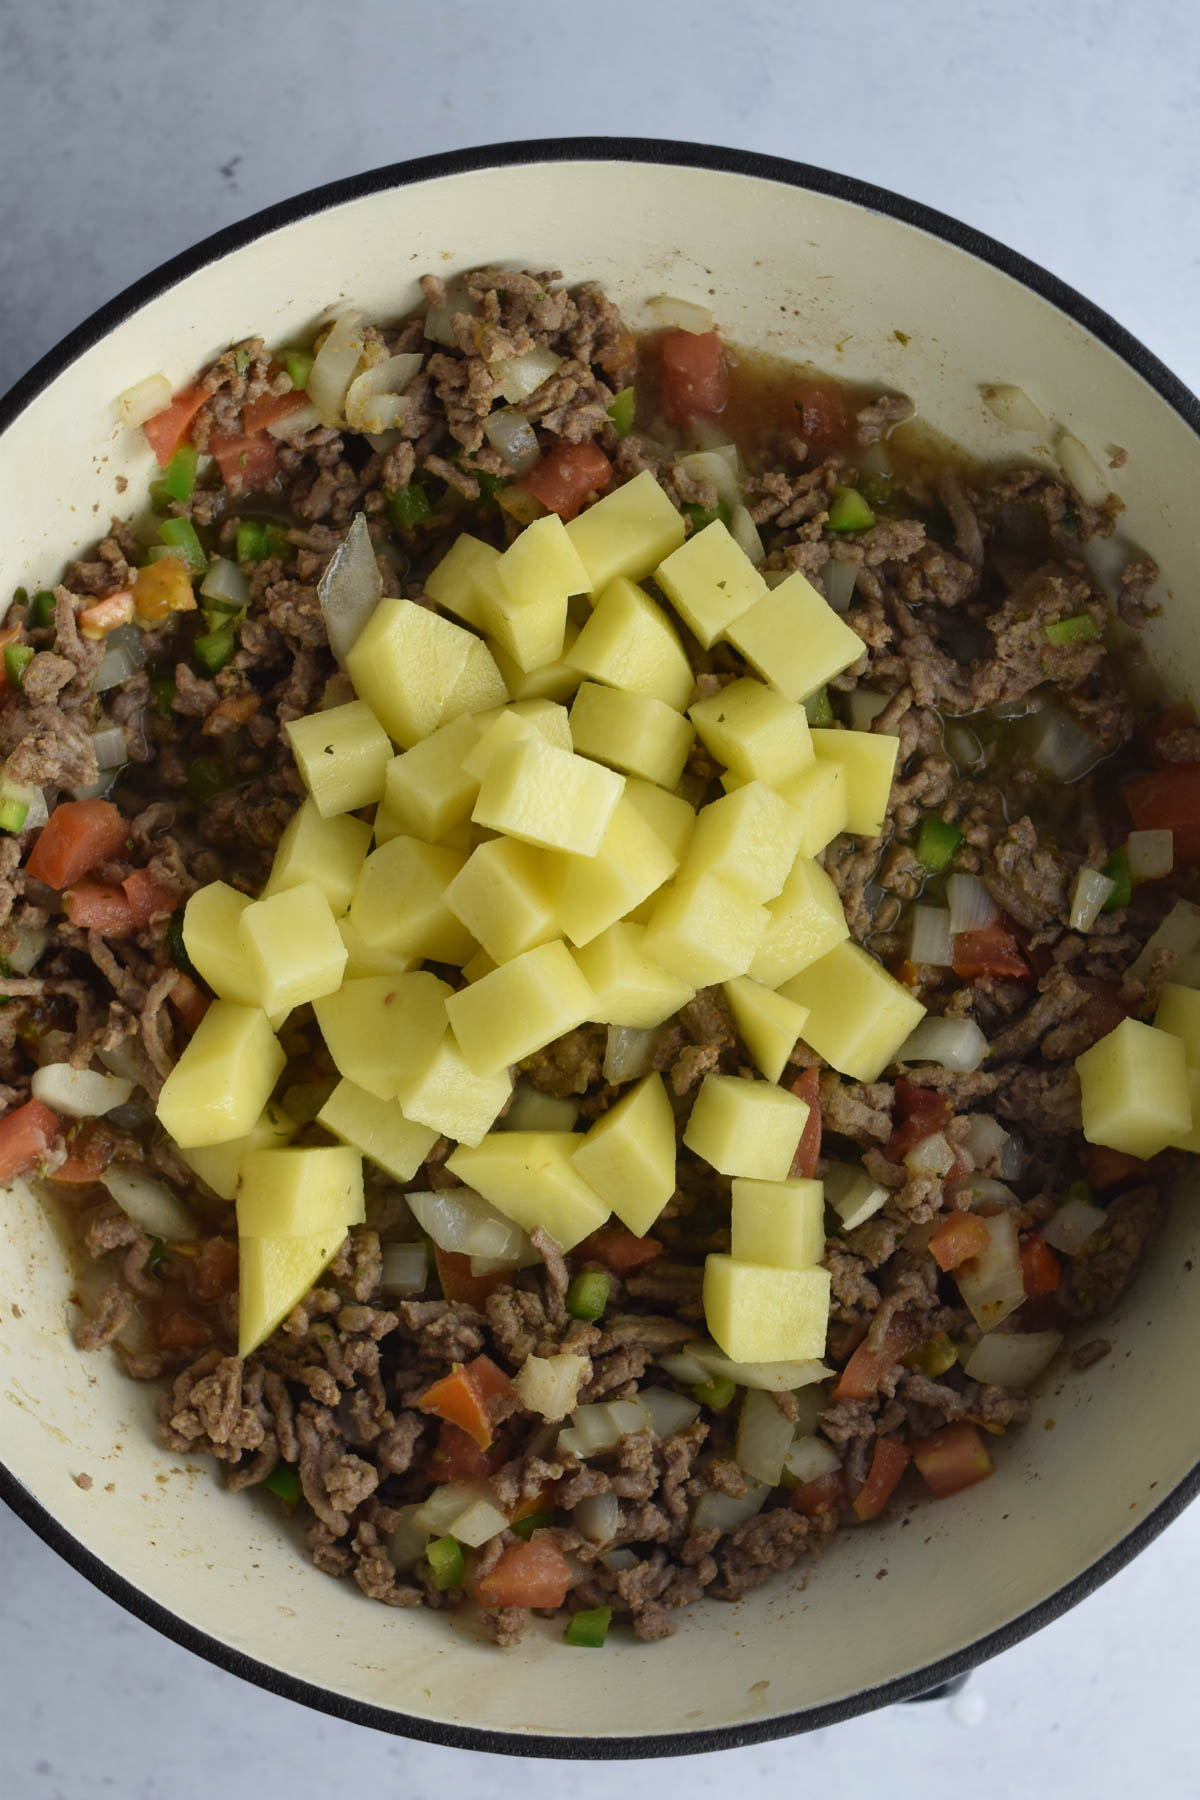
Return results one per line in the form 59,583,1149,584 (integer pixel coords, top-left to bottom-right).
2,2,1199,1795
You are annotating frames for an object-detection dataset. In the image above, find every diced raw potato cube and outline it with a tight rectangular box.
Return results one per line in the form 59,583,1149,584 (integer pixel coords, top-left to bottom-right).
569,682,694,788
423,533,501,630
380,712,483,845
488,623,582,703
440,634,509,723
438,818,475,854
731,1176,825,1270
312,972,452,1101
345,598,474,748
285,700,392,817
688,781,804,902
810,728,899,837
316,1079,439,1182
1172,1068,1200,1153
349,835,476,964
654,520,765,648
565,576,694,710
574,921,695,1027
544,793,678,947
446,940,596,1076
689,677,814,784
444,837,559,964
238,881,348,1016
461,701,572,782
179,1100,296,1202
260,799,371,916
238,1230,345,1357
571,1073,676,1237
564,468,686,590
1076,1017,1192,1159
642,874,769,986
236,1145,365,1238
471,737,624,856
393,1031,512,1147
445,1132,609,1250
775,758,849,857
622,778,696,862
462,947,498,983
723,976,809,1083
780,942,925,1081
749,857,849,987
182,882,259,1008
726,570,865,701
336,916,420,980
1154,983,1200,1068
156,1002,285,1149
502,1080,579,1132
683,1073,810,1180
703,1254,831,1363
479,515,589,672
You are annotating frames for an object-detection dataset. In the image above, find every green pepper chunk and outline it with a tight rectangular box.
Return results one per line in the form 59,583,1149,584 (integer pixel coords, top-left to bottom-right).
161,445,199,503
159,516,207,578
857,472,893,509
235,521,269,565
386,483,432,530
0,799,28,835
264,1466,303,1506
565,1269,611,1322
233,346,252,375
1045,612,1101,647
167,914,199,977
193,627,235,676
148,670,177,718
564,1604,612,1649
1101,847,1132,912
682,499,731,532
3,644,34,690
425,1535,466,1591
606,387,636,438
1068,1178,1096,1204
916,815,964,873
12,587,27,607
827,486,876,533
692,1375,737,1411
263,523,292,561
475,470,509,505
511,1509,556,1541
902,1331,958,1377
283,349,315,392
804,687,834,728
28,590,56,630
185,757,227,805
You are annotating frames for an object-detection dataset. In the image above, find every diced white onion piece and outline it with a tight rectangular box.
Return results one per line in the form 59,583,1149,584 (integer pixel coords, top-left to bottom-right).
999,1132,1024,1181
1169,951,1200,989
947,873,1000,935
379,1243,428,1296
406,1185,530,1263
573,1491,619,1545
493,347,563,404
946,724,985,772
686,419,738,456
645,295,715,335
607,1397,654,1438
97,1041,142,1085
676,449,741,508
639,1386,702,1439
687,1339,831,1393
316,512,383,665
846,689,889,732
267,399,322,440
1128,830,1173,882
118,373,171,428
388,1504,429,1570
92,646,136,694
561,1403,621,1458
1056,429,1111,506
950,1175,1020,1210
824,1161,889,1231
22,789,49,832
692,1480,770,1533
603,1024,657,1085
963,1329,1062,1389
820,557,859,615
364,429,402,455
956,1211,1026,1331
735,1388,795,1487
729,503,765,567
514,1352,589,1422
903,1129,956,1176
31,1062,133,1119
482,407,541,475
981,383,1047,433
108,621,148,667
9,922,49,976
657,1348,712,1385
1026,706,1102,782
790,1385,830,1436
783,1435,841,1484
599,1547,638,1572
447,1496,508,1548
856,441,894,477
1127,900,1200,985
1070,867,1117,932
1042,1196,1107,1256
899,1017,989,1075
423,299,470,347
909,905,954,968
200,557,250,611
68,771,118,803
307,310,366,428
961,1113,1012,1174
100,1164,195,1241
410,1480,493,1538
89,727,128,772
345,352,423,431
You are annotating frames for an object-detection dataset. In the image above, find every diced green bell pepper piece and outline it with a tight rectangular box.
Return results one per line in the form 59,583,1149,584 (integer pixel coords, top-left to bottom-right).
264,1466,303,1506
162,445,199,503
564,1604,612,1648
1045,612,1101,647
28,590,56,630
283,349,315,392
159,516,207,578
827,486,876,533
511,1509,556,1541
1101,847,1131,912
0,799,29,835
386,483,432,530
565,1270,610,1322
167,914,199,976
3,643,34,690
607,387,636,438
692,1374,736,1411
193,628,235,676
236,521,268,565
902,1331,958,1377
185,757,227,804
804,687,834,728
916,815,963,872
426,1535,466,1591
682,499,731,533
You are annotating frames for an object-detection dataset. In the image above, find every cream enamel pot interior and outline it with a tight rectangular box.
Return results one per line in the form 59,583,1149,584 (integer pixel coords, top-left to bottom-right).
2,139,1200,1758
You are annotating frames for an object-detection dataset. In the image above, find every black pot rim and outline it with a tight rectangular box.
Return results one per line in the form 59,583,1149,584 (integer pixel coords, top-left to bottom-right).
2,134,1198,1761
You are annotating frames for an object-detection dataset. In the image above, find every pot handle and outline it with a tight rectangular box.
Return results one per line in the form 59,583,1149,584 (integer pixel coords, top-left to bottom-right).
904,1673,970,1703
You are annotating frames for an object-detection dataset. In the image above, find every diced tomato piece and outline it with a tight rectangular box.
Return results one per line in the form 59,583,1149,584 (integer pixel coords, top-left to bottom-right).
152,1309,214,1351
511,1483,554,1524
1071,976,1127,1050
1125,765,1200,862
168,972,210,1033
470,1536,572,1610
834,1311,923,1402
522,441,613,522
1019,1232,1061,1297
911,1421,995,1499
851,1438,912,1522
575,1227,664,1274
48,1119,115,1185
416,1354,516,1452
1080,1144,1156,1190
209,433,279,493
0,1098,59,1185
886,1078,953,1164
467,1354,517,1406
78,592,135,641
25,799,128,890
787,1067,822,1177
431,1419,507,1483
433,1244,507,1308
122,867,179,929
64,882,136,935
789,1469,846,1518
929,1210,992,1273
143,385,208,467
791,378,851,454
952,921,1032,982
241,391,308,436
186,1237,239,1303
660,330,729,425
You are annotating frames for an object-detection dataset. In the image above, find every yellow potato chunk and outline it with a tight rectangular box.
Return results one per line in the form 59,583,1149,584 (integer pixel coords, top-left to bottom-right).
285,699,392,818
238,1230,345,1357
488,622,582,703
260,800,371,917
462,947,498,983
571,1073,676,1238
393,1032,512,1147
423,532,501,631
723,976,809,1083
574,921,695,1028
1076,1017,1192,1159
336,916,420,980
622,778,696,862
312,971,452,1101
642,874,769,986
502,1082,579,1132
446,940,596,1077
730,1177,825,1270
564,468,686,590
654,520,765,648
688,782,804,902
544,793,678,947
380,712,482,845
810,728,899,837
461,700,572,783
440,634,509,723
316,1079,439,1182
237,881,347,1017
445,1132,609,1250
179,1101,296,1202
749,857,849,987
480,515,590,671
683,1073,811,1180
775,758,850,857
726,570,865,701
1154,983,1200,1067
444,837,559,964
703,1254,831,1363
781,942,925,1081
182,882,259,1008
565,576,694,710
1172,1068,1200,1153
689,677,814,784
471,737,624,856
345,598,474,748
568,682,694,788
349,835,476,964
156,1002,285,1149
236,1145,365,1239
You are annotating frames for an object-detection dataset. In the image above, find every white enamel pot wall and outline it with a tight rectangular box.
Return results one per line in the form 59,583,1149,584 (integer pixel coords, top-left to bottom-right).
2,140,1199,1757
